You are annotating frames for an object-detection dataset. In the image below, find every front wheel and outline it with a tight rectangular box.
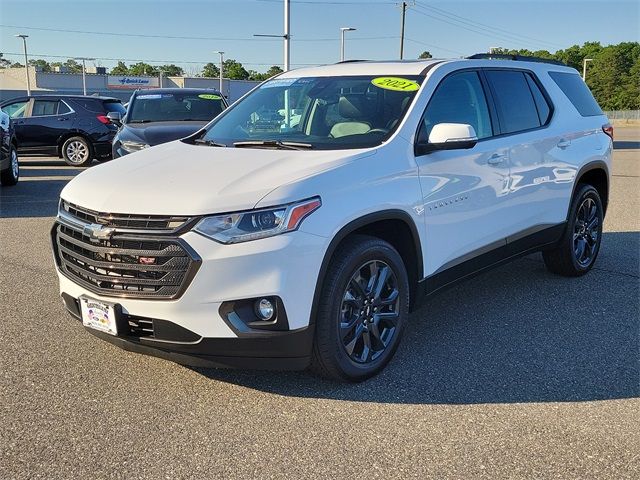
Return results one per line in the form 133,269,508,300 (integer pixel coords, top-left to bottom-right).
0,146,19,186
311,235,410,382
62,136,93,167
543,184,603,276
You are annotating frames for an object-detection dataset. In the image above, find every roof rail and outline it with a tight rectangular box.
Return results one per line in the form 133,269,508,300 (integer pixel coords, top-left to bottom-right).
467,53,565,66
335,59,368,64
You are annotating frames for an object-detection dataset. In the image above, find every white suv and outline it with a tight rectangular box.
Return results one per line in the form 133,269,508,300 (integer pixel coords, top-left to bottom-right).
53,56,612,381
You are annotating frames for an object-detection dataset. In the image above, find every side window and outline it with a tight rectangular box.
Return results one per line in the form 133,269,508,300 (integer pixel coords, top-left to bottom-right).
58,101,71,115
548,71,603,117
32,100,59,116
525,73,552,125
3,101,29,119
420,71,493,142
485,70,541,134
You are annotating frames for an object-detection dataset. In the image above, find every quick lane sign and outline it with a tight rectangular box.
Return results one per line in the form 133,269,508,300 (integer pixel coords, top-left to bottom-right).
107,76,159,90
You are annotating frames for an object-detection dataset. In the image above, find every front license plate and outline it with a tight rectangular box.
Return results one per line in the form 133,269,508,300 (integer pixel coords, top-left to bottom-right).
79,297,118,336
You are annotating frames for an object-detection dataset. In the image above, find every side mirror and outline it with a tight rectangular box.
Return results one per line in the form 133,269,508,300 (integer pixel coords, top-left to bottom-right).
106,111,122,125
415,123,478,155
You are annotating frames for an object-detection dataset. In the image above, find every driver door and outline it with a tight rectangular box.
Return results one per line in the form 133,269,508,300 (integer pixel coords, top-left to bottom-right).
415,70,513,276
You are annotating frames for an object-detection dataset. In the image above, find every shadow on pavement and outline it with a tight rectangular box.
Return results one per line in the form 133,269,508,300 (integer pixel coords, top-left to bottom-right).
193,231,640,405
613,140,640,150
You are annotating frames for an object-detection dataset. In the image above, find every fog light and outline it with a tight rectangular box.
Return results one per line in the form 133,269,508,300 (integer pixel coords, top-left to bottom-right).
255,298,275,321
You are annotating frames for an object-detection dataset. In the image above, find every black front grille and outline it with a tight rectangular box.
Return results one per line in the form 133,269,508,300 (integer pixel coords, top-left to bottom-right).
53,223,200,299
63,202,191,232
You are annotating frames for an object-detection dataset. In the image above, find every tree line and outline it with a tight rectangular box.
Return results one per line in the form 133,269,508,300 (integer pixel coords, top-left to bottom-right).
1,41,637,109
0,54,284,82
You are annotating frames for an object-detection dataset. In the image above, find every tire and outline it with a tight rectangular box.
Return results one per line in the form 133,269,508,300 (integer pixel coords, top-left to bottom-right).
62,136,93,167
311,235,410,382
0,145,19,186
543,184,603,276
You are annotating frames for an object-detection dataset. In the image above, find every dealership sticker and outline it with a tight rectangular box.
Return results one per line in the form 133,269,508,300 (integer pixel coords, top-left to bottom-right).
261,78,299,88
136,94,164,99
371,77,420,92
198,94,222,100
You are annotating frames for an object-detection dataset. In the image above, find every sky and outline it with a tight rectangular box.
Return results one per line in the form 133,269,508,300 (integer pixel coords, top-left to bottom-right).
0,0,638,75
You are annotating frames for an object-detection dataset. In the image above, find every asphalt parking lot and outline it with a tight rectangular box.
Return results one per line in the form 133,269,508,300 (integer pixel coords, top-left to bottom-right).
1,128,638,479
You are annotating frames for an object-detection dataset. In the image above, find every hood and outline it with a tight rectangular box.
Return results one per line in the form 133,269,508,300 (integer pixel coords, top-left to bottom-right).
61,140,374,215
120,121,207,146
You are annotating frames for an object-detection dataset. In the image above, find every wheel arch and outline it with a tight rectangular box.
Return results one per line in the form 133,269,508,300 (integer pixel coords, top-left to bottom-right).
309,210,424,328
572,160,610,217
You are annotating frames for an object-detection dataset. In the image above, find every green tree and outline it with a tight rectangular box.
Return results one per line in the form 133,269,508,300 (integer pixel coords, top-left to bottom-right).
61,59,83,73
28,59,52,72
128,62,158,76
201,62,220,78
158,64,184,76
0,53,12,68
110,61,129,75
418,51,432,59
223,59,249,80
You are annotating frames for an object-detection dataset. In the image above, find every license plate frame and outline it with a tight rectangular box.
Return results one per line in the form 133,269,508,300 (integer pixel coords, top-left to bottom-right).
79,296,118,336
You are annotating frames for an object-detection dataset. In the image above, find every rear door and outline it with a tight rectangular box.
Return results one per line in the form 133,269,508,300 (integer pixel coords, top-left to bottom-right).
483,69,562,235
22,98,75,150
415,70,513,276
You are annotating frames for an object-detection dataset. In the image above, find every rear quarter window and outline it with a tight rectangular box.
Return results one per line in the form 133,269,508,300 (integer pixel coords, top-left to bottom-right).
548,71,603,117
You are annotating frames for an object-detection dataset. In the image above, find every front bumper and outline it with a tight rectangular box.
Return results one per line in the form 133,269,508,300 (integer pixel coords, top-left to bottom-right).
55,228,328,369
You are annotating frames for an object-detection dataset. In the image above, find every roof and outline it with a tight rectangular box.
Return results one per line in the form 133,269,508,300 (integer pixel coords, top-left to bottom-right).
278,58,576,78
133,88,222,95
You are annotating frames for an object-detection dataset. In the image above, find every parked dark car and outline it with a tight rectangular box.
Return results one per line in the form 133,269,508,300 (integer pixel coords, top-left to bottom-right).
0,108,19,185
0,95,126,166
110,88,227,158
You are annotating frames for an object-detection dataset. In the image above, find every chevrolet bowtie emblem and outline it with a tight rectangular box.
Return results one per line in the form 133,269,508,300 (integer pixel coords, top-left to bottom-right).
83,223,115,242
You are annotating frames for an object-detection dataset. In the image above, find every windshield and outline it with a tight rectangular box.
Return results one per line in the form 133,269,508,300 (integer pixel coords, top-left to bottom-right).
199,75,423,150
127,92,225,123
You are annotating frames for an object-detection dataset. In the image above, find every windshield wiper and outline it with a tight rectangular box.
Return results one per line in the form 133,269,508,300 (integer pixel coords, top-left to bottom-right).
193,138,227,147
233,140,314,150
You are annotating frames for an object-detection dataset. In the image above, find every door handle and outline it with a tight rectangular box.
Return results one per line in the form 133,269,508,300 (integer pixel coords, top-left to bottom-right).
557,139,571,149
488,153,507,165
57,117,68,121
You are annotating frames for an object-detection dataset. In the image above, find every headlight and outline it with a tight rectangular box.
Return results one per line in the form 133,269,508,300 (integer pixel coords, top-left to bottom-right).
194,197,321,244
120,140,149,153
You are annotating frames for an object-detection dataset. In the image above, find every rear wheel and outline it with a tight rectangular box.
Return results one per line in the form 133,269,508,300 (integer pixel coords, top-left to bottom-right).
0,145,19,186
311,235,410,382
62,136,93,167
543,184,603,276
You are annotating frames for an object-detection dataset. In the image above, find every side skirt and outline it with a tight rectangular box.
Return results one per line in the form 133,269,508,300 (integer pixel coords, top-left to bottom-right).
419,223,566,297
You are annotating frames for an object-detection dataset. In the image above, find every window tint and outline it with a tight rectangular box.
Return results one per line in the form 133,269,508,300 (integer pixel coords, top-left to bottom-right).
420,71,492,141
525,73,551,124
32,100,59,116
3,101,28,118
103,101,126,114
548,71,603,117
486,70,540,134
58,101,71,114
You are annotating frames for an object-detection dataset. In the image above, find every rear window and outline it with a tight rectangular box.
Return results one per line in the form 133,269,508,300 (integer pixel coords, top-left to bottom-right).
548,71,603,117
103,101,126,115
485,70,541,134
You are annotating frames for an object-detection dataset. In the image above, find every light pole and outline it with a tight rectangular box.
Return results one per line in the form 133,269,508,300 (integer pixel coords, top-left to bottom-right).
15,34,30,96
340,27,356,62
215,51,224,98
75,57,95,96
253,0,291,71
582,58,593,81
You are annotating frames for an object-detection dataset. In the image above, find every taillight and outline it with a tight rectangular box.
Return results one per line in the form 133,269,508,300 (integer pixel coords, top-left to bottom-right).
602,124,614,141
96,115,110,124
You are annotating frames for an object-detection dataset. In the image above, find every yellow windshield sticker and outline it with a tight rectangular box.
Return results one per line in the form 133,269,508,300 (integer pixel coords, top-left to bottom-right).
371,77,420,92
198,94,222,100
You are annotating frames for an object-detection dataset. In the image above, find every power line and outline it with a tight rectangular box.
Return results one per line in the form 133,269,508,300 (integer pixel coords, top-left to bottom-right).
0,24,397,43
411,3,563,50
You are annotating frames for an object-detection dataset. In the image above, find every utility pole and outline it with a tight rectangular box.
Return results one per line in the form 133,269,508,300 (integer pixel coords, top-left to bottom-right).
399,1,407,59
215,51,224,98
340,27,356,62
75,57,95,96
284,0,290,71
15,34,30,95
582,58,593,81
